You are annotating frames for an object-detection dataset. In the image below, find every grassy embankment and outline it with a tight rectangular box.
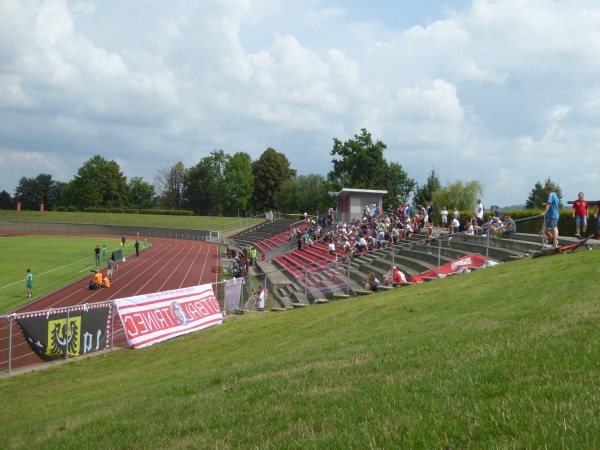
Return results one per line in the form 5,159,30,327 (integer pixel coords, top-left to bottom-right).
1,246,599,448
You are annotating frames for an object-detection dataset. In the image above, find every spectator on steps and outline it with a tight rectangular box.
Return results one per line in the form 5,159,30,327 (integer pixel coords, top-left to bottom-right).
425,226,436,245
327,240,336,255
500,214,516,238
364,272,381,292
384,266,407,286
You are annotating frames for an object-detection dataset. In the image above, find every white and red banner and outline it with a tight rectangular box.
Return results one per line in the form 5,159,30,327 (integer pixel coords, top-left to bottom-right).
408,254,499,283
114,284,222,349
224,277,244,311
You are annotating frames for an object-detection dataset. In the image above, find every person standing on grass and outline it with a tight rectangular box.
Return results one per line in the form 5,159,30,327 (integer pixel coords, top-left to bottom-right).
572,192,588,239
134,239,140,257
257,283,267,311
26,268,33,298
121,235,126,247
541,184,560,248
95,245,101,266
102,245,107,261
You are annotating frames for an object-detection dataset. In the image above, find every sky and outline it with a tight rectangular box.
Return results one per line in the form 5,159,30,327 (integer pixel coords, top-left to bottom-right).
1,0,599,208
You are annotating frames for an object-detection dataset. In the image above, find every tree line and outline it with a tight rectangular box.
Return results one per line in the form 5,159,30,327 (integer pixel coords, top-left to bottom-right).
0,128,560,215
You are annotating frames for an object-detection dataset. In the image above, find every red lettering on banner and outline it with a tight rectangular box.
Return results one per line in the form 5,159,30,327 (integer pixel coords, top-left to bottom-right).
145,310,161,332
154,307,172,328
114,285,223,349
208,296,221,313
194,300,210,316
185,302,201,320
123,316,139,336
132,313,149,334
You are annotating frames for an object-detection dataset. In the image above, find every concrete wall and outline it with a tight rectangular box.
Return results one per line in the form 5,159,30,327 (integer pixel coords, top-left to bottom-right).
350,194,384,220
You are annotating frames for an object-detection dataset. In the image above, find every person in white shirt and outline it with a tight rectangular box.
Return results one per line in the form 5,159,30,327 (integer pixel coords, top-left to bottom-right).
451,217,460,234
327,241,336,254
357,236,368,252
441,207,448,228
475,200,484,226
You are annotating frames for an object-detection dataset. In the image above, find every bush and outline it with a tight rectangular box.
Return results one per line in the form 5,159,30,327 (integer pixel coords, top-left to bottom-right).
84,208,107,213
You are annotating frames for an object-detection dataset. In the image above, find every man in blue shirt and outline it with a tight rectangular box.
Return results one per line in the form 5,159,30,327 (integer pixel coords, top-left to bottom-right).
541,184,560,248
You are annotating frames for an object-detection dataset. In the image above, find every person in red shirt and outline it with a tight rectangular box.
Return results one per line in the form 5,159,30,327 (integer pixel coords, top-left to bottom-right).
572,192,588,239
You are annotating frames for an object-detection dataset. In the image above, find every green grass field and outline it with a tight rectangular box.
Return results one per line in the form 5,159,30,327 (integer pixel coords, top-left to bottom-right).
0,235,140,313
1,245,600,448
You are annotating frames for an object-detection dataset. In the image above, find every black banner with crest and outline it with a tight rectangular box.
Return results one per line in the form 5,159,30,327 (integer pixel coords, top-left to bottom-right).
15,303,112,362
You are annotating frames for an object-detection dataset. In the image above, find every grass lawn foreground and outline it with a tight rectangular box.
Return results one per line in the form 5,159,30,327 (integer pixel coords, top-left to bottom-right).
1,242,600,448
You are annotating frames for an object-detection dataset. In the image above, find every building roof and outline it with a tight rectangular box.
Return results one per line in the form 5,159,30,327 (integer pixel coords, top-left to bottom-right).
331,188,388,199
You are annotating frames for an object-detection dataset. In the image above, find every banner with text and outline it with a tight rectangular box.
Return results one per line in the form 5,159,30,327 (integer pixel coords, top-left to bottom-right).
223,277,244,311
408,254,499,283
15,303,113,361
114,284,222,349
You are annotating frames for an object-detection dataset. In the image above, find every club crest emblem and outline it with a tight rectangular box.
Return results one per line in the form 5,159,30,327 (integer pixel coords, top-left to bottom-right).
46,317,82,358
170,301,189,326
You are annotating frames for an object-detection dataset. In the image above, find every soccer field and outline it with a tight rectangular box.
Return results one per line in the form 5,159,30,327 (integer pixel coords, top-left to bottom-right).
0,234,140,314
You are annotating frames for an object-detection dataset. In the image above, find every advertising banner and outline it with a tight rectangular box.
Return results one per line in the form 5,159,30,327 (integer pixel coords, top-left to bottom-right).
15,303,113,361
114,284,222,349
223,277,244,311
408,254,499,283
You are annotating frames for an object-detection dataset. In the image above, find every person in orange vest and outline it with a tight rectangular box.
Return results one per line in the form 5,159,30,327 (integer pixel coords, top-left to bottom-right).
89,270,103,290
103,276,111,288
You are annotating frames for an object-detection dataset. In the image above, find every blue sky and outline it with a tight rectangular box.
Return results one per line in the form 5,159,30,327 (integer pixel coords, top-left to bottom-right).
1,0,599,208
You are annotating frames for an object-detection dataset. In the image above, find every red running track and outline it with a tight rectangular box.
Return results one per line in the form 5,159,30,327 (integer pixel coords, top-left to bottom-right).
0,237,221,372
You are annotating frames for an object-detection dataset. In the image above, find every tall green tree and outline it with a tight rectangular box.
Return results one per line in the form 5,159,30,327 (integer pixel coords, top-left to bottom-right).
328,128,415,207
384,162,416,208
251,148,297,213
412,168,441,208
128,177,156,209
63,155,129,208
525,177,563,209
432,180,485,213
15,174,64,210
184,150,227,214
274,174,334,214
328,128,388,189
0,190,13,209
155,161,186,209
218,152,254,216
